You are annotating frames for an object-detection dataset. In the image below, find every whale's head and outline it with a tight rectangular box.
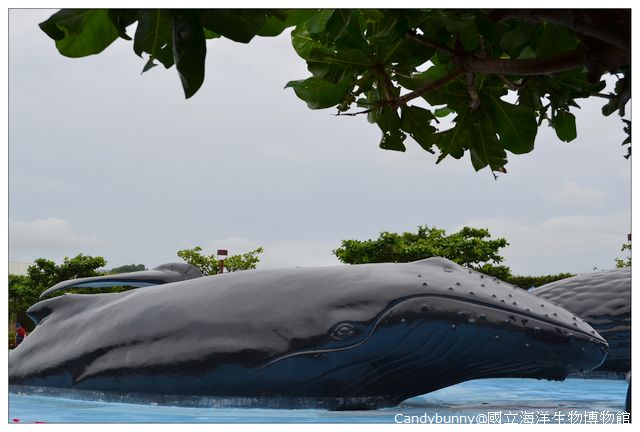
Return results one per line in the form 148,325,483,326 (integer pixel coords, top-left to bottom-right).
252,259,608,405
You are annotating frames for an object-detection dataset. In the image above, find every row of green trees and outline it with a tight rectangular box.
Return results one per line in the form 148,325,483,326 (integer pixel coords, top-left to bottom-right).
9,254,108,331
8,247,265,331
615,242,632,268
334,225,577,289
9,228,629,332
177,246,264,275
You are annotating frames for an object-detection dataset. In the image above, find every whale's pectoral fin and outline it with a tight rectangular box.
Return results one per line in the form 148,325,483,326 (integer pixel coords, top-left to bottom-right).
26,298,55,325
38,263,203,299
27,292,95,325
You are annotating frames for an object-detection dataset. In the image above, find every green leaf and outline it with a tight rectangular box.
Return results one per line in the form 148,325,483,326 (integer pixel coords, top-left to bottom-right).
602,97,618,116
443,14,479,51
305,9,335,34
285,77,350,109
396,64,450,91
39,12,67,40
468,110,507,172
535,23,579,58
324,10,367,51
443,14,474,33
367,14,431,67
107,9,137,40
553,110,577,142
202,28,220,40
39,9,119,57
434,107,453,117
291,26,324,60
401,106,436,152
198,10,266,43
500,23,534,56
306,48,371,83
307,60,352,84
367,13,406,45
172,11,206,99
386,38,433,69
436,108,469,162
282,10,319,27
377,108,406,152
361,9,385,23
361,85,385,124
257,10,317,37
517,46,537,59
257,16,289,37
378,106,401,131
397,65,467,108
553,69,605,97
142,57,157,73
325,48,372,68
134,10,174,69
485,95,537,154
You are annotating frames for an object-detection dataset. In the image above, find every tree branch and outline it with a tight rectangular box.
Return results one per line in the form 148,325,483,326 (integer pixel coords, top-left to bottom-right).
489,10,630,52
408,29,587,77
591,93,616,100
406,31,462,57
464,49,586,76
335,107,376,117
497,75,521,91
395,68,465,106
466,73,480,109
338,47,588,117
336,68,465,117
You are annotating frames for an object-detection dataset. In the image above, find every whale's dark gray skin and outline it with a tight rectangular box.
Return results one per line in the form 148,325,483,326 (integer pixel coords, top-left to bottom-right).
39,263,203,299
532,268,630,373
10,258,609,410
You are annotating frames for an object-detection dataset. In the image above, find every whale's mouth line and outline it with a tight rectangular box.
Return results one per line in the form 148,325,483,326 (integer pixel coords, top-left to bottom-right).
258,292,603,371
422,292,600,340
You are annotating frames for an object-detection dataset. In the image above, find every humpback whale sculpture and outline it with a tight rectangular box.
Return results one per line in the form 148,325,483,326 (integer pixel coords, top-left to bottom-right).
531,268,631,414
10,257,608,410
531,267,630,373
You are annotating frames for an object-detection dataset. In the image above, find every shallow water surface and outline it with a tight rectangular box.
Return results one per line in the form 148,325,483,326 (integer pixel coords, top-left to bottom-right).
8,378,628,423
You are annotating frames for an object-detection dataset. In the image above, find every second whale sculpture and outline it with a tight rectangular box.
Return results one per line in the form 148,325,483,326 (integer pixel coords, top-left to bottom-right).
532,267,630,373
531,268,631,414
9,257,608,410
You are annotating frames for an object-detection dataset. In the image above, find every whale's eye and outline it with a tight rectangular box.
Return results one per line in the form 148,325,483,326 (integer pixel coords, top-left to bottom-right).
330,322,360,341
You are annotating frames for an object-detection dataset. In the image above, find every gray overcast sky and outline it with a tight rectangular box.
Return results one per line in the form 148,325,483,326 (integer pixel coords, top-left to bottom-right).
8,9,631,275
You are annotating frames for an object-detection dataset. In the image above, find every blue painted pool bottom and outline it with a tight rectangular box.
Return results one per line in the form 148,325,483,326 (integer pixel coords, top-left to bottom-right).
8,378,628,423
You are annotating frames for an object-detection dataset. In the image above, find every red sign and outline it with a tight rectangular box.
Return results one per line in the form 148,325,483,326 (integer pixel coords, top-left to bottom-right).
217,249,228,257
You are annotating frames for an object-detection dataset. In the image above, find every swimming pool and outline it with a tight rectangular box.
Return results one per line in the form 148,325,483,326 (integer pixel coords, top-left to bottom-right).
8,378,628,423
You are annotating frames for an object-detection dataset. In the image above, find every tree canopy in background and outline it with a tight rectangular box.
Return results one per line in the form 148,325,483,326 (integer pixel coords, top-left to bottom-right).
334,225,511,277
107,263,147,274
39,9,630,176
8,246,265,331
9,254,107,331
334,225,574,289
177,246,264,275
25,254,107,293
614,242,631,268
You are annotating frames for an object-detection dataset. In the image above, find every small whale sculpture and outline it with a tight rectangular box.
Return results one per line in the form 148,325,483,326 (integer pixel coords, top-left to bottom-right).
10,258,608,410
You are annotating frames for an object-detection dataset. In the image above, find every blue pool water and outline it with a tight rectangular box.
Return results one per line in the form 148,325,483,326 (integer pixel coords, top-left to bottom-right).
9,378,628,423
